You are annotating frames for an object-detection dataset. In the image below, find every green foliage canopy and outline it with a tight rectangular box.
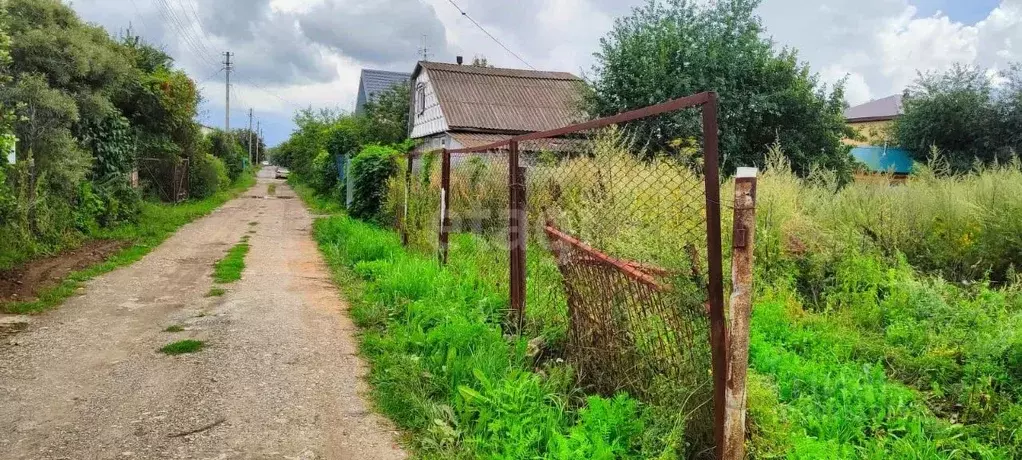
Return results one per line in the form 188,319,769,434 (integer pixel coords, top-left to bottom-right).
896,64,1022,173
587,0,853,178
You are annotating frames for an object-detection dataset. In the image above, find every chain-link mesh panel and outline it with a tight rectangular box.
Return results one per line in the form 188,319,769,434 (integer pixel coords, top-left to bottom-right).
399,93,724,456
447,150,510,242
523,123,715,446
403,151,442,254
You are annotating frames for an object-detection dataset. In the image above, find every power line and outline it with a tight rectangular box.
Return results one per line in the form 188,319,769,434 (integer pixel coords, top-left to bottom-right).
232,75,307,112
444,0,535,70
150,0,220,71
194,67,223,88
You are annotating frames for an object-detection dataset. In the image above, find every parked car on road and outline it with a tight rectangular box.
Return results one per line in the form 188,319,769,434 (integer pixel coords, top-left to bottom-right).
275,167,290,179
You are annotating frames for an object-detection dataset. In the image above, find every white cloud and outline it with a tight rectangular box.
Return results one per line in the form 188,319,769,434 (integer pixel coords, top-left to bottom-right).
65,0,1022,145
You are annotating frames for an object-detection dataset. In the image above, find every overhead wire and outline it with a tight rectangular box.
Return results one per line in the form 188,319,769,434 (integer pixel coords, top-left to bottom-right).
171,0,220,58
150,0,221,72
231,74,308,112
444,0,536,70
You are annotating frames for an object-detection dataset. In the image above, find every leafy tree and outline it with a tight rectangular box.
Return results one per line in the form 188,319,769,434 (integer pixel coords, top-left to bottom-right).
231,128,267,164
361,83,409,146
587,0,853,178
274,108,341,178
207,129,246,181
996,64,1022,156
471,56,493,68
0,0,204,262
895,65,1008,173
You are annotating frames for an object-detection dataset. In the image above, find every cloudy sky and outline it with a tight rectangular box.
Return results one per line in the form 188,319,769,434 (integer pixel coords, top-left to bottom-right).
69,0,1021,147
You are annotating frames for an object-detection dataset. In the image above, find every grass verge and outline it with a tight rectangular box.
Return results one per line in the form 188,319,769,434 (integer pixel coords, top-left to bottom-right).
3,172,256,314
291,180,345,215
160,339,204,355
312,214,673,458
212,240,250,284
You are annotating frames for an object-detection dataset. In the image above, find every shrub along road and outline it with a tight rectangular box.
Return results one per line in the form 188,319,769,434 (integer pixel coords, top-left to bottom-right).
0,168,404,459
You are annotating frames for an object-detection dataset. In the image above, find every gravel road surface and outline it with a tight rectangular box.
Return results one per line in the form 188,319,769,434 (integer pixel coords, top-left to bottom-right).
0,169,405,459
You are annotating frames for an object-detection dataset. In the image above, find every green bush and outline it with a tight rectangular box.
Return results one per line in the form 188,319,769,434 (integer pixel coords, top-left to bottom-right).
189,153,229,199
208,130,246,181
349,144,399,221
310,148,339,195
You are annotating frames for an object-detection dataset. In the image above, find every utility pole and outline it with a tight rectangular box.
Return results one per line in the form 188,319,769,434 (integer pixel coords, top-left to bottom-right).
256,121,261,164
247,108,254,165
223,51,233,132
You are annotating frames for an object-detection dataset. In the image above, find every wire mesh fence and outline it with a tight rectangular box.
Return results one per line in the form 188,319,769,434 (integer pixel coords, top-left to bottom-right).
394,92,726,457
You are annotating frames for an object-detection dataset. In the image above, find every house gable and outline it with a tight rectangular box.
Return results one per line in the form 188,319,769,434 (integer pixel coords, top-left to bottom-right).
409,68,449,139
408,61,582,140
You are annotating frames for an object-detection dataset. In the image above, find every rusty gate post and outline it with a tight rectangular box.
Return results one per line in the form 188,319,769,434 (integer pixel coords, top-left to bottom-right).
402,153,413,246
724,167,758,460
701,92,728,459
439,148,451,264
508,140,526,330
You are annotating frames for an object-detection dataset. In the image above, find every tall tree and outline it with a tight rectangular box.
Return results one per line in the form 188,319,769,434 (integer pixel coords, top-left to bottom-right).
895,65,1005,173
587,0,853,178
362,83,410,146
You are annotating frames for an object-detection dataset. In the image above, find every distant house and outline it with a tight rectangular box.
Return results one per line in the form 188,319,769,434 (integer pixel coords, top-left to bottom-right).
844,94,913,179
355,69,411,115
844,94,903,147
407,60,583,153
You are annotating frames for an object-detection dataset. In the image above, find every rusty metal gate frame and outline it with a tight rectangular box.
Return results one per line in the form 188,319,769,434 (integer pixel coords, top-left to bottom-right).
438,91,726,455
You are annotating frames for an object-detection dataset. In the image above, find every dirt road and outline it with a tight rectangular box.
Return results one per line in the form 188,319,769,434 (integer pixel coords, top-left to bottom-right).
0,169,405,459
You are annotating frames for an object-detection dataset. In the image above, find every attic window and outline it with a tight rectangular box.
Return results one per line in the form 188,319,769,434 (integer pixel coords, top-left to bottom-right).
415,83,426,115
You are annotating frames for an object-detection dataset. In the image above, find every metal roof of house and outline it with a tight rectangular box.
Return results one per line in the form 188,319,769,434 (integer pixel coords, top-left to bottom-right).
844,94,903,122
359,69,411,100
412,61,584,134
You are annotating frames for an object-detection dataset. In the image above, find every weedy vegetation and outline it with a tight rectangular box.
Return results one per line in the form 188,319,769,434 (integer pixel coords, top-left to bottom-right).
212,239,250,284
205,287,226,297
159,339,205,355
163,325,184,333
308,130,1022,457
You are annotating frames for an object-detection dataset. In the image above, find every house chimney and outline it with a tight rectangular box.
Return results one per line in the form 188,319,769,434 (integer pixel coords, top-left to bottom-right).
456,56,463,65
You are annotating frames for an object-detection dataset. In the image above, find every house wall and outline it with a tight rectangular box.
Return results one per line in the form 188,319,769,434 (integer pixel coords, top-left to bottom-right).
844,119,895,146
412,133,452,153
409,69,448,139
355,84,368,115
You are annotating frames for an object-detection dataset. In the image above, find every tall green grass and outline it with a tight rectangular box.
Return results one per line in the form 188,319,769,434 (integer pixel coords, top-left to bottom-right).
313,215,699,458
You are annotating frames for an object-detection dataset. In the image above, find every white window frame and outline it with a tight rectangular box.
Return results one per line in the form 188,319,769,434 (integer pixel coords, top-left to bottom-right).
415,83,426,116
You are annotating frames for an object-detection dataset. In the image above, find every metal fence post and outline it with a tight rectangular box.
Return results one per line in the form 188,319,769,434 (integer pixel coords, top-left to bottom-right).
439,148,451,264
508,140,526,329
724,167,757,460
402,153,413,246
701,92,728,459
